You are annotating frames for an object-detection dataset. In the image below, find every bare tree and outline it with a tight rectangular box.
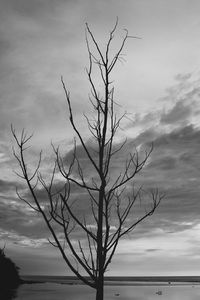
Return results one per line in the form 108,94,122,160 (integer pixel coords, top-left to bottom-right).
12,20,163,300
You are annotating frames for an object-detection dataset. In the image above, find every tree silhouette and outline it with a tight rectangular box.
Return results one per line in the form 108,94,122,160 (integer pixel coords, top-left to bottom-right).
12,20,163,300
0,247,21,297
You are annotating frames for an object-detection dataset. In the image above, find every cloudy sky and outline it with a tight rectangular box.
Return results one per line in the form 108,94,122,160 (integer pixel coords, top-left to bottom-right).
1,0,200,277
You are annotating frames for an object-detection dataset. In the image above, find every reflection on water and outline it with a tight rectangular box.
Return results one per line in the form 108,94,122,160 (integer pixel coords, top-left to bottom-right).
14,282,200,300
0,288,18,300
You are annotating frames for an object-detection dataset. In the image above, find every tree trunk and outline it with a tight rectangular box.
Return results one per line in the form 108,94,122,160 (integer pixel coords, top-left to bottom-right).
95,274,104,300
96,183,105,300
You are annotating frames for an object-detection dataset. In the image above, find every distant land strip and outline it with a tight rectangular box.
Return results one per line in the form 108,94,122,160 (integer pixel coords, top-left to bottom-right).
21,275,200,285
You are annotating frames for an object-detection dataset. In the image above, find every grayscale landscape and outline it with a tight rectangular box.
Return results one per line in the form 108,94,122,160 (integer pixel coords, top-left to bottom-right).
1,0,200,299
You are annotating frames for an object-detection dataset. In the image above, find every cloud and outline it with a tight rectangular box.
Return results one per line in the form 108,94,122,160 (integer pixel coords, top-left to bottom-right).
0,0,92,148
160,100,192,125
132,125,200,226
2,0,200,276
145,248,160,252
19,95,200,243
0,179,19,193
6,71,200,255
114,73,200,240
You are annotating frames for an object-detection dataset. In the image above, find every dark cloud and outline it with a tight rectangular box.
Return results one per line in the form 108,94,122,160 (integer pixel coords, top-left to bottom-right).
160,100,192,125
126,111,159,129
55,119,200,235
0,195,44,236
143,126,200,179
149,156,177,170
152,125,200,164
0,179,15,192
134,125,200,230
9,107,200,245
0,179,23,193
126,72,200,145
145,248,160,252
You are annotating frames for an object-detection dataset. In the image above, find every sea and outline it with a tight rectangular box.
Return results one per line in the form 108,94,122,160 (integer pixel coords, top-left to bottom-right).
2,275,200,300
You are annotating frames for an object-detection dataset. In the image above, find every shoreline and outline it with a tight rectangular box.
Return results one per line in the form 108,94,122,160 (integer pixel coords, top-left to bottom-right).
20,275,200,287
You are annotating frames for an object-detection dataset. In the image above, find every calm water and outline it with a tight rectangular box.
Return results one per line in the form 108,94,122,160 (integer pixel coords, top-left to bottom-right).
7,283,200,300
